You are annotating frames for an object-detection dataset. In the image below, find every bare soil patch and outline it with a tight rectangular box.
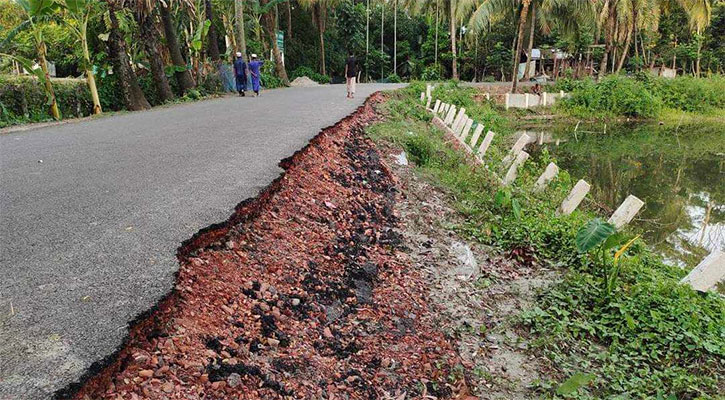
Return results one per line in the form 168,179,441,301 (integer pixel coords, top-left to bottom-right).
69,94,464,400
379,141,558,399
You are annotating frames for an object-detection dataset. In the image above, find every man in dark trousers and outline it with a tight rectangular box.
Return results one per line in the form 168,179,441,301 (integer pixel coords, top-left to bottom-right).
233,52,247,97
345,51,357,98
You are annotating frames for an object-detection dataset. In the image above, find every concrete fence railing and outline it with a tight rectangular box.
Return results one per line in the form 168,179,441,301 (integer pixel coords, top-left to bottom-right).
502,91,569,110
419,84,720,293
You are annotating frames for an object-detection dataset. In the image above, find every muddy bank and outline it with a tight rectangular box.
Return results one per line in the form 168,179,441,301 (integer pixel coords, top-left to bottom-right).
69,94,463,400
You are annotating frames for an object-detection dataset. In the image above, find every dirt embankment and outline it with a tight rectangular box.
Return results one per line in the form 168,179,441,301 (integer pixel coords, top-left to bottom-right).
68,94,463,400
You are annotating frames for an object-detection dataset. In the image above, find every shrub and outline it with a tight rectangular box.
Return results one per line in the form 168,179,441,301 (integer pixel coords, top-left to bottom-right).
645,75,725,113
560,75,662,118
386,73,402,83
421,65,441,81
261,62,285,89
290,66,331,84
0,75,97,127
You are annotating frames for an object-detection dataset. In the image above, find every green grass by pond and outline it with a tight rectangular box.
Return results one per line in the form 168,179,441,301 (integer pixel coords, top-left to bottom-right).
371,82,725,399
523,120,724,268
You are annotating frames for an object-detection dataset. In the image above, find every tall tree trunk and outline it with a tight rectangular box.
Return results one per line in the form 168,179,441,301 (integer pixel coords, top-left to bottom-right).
365,0,369,80
523,1,535,80
286,0,292,40
206,0,221,61
511,0,531,93
695,30,701,77
138,11,174,103
260,0,289,85
315,5,326,75
159,1,196,91
37,41,60,119
450,0,458,79
434,0,439,66
107,5,150,111
234,0,248,60
615,21,632,73
393,0,397,75
380,3,384,78
598,0,616,80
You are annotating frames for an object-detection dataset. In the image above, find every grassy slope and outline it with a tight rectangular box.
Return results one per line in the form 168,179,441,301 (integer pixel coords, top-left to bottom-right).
367,83,725,399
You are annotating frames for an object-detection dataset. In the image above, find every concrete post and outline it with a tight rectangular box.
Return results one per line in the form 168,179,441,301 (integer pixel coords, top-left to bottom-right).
533,162,559,192
558,180,591,215
433,100,441,113
680,250,725,292
486,93,491,101
543,92,548,106
420,92,425,102
502,133,531,165
454,114,468,136
452,108,467,129
444,106,457,125
469,124,484,148
460,118,474,142
477,131,495,159
608,195,645,229
503,151,529,185
505,93,510,110
425,96,432,109
525,93,530,109
426,84,432,99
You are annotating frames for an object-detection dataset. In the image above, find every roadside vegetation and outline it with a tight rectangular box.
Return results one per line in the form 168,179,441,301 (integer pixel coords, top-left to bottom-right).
367,83,724,399
2,0,724,127
551,74,725,118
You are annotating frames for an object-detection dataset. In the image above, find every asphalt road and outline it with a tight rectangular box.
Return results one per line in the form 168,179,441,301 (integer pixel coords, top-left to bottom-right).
0,84,402,399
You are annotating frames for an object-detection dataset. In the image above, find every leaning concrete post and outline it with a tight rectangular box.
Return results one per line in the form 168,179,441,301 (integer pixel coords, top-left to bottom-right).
608,195,644,229
486,93,491,101
452,108,467,129
558,180,591,215
454,114,468,136
502,133,531,165
505,93,510,110
533,162,559,192
444,106,457,125
477,131,495,159
460,118,474,142
469,124,484,148
426,84,432,99
420,92,425,102
433,100,441,113
680,250,725,292
425,96,432,109
504,151,529,185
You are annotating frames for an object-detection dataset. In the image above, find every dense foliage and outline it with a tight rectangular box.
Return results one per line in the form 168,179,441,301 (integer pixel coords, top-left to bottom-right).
367,83,724,398
555,74,725,117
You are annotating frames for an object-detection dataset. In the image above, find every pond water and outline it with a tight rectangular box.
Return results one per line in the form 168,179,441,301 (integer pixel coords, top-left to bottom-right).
524,121,724,268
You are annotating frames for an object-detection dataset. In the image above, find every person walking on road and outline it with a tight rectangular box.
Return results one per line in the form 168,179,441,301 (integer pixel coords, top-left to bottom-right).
248,54,265,97
345,52,357,98
233,52,247,97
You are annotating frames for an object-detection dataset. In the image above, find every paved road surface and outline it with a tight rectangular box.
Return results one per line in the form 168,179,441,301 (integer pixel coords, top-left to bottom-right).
0,84,402,399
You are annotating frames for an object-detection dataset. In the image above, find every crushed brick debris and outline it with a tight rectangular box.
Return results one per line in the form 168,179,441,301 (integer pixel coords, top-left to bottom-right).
70,94,464,400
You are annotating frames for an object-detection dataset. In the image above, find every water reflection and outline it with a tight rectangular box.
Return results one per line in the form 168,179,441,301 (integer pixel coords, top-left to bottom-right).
524,122,725,267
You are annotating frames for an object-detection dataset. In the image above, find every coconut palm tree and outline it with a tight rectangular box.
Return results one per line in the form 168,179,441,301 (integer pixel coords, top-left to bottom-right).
159,0,197,91
105,0,151,110
678,0,711,76
134,0,174,102
405,0,462,79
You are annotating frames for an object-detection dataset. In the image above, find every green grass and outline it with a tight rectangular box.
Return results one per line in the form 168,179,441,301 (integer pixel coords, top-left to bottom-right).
369,82,725,399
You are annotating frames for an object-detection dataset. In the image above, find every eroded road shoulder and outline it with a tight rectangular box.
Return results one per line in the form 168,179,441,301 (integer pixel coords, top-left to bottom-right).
70,94,463,400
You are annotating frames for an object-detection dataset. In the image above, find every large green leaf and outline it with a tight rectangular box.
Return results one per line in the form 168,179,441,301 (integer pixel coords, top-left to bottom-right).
556,372,594,395
576,218,616,253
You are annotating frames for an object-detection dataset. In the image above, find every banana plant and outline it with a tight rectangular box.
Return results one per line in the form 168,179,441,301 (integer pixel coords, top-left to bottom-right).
3,0,61,120
576,218,640,298
56,0,104,114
